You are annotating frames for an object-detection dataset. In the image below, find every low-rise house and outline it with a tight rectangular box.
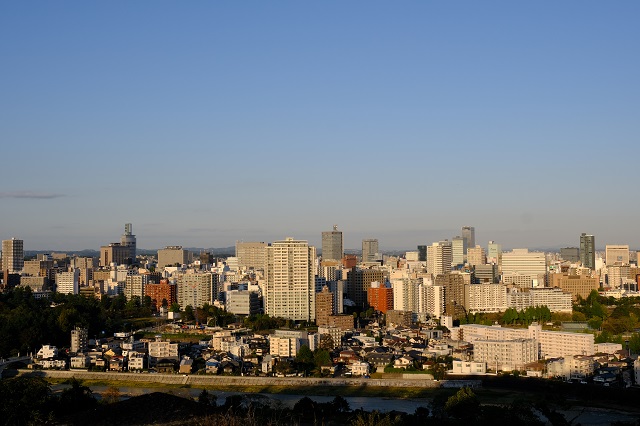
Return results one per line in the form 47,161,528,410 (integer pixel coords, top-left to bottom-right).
393,355,414,369
109,356,124,371
206,359,221,374
37,345,58,359
365,352,394,371
70,355,91,370
451,360,486,375
350,361,370,376
179,357,193,374
40,359,67,369
128,353,145,371
155,359,175,373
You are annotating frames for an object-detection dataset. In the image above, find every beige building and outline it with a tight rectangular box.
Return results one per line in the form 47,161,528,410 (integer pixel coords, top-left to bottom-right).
265,238,316,322
466,283,507,313
23,259,54,277
467,245,486,267
148,338,178,366
235,241,267,270
473,338,538,371
459,323,595,359
124,274,148,301
502,249,547,275
56,269,79,295
176,272,218,309
506,287,572,313
427,240,452,277
605,245,629,265
157,246,191,269
550,273,599,300
100,243,129,267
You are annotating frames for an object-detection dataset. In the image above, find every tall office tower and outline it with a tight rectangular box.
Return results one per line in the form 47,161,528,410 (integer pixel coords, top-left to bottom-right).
346,268,385,309
435,273,467,319
427,240,453,276
70,327,88,354
579,233,595,270
235,241,267,270
176,272,218,309
451,236,466,267
461,226,475,254
2,238,24,273
417,245,427,262
560,247,580,263
322,225,343,262
265,238,317,322
605,244,630,265
56,269,80,295
120,223,137,264
487,241,502,266
157,246,191,269
467,245,487,267
362,239,379,263
315,286,335,326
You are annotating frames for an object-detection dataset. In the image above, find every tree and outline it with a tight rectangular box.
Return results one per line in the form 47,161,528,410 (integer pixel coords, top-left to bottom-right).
0,376,54,425
184,305,195,321
314,349,333,369
444,386,480,419
57,378,97,415
169,302,181,313
319,333,335,350
331,395,350,413
295,345,315,374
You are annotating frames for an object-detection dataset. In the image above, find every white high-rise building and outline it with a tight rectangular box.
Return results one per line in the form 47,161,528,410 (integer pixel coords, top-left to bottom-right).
451,236,466,267
265,238,316,322
427,240,452,277
391,278,421,312
2,238,24,273
418,282,445,319
502,249,546,276
56,269,79,295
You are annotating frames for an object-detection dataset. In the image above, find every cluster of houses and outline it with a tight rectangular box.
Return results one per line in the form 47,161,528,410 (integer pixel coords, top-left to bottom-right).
30,321,639,388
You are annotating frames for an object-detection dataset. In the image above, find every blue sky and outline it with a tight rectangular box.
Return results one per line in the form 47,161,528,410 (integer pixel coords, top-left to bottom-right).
1,2,638,251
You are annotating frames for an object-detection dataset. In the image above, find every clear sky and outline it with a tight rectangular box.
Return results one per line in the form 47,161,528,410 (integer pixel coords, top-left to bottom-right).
1,1,638,251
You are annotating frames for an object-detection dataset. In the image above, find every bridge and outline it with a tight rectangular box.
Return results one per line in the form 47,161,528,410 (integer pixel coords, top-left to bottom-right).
0,355,33,377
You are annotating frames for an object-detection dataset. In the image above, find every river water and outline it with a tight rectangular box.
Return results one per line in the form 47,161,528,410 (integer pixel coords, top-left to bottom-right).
51,384,638,425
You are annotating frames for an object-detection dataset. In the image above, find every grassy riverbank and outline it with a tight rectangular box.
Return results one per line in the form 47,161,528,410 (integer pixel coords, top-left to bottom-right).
47,377,441,398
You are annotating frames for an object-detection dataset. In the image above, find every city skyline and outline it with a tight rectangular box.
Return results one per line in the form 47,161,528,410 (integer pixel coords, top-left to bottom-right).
2,2,639,250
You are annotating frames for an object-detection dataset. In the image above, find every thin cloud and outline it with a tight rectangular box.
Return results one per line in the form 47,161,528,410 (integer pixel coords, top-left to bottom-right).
0,191,65,199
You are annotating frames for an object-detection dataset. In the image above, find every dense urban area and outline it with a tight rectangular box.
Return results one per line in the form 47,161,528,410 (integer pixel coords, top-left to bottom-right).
1,224,640,425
